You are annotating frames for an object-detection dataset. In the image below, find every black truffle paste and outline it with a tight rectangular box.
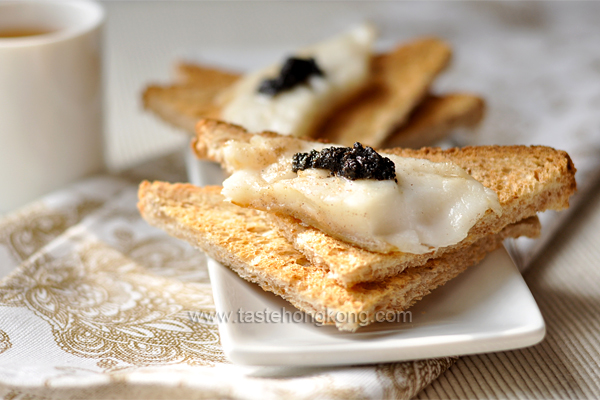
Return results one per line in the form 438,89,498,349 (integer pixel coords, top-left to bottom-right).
258,57,325,96
292,143,397,182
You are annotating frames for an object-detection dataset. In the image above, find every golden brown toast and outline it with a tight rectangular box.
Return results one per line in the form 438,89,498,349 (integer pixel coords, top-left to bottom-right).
138,182,541,331
316,38,450,147
176,62,238,85
142,38,484,147
384,93,485,149
192,119,576,287
143,64,238,133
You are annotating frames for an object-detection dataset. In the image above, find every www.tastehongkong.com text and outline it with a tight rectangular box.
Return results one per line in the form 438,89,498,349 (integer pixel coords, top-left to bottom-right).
188,308,412,326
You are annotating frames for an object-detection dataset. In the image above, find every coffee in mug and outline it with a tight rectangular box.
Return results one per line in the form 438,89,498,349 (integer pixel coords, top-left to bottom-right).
0,1,105,214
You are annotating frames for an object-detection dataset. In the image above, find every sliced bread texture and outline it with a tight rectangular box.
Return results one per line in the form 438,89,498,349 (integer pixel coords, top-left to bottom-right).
192,119,576,286
383,93,485,149
316,37,451,147
138,182,541,331
143,37,483,147
143,64,238,134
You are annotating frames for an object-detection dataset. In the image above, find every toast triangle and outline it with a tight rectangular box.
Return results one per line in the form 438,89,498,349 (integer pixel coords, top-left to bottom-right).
193,119,576,287
138,182,541,331
143,37,475,147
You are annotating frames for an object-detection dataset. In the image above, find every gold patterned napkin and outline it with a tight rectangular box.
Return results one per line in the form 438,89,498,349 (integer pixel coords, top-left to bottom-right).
0,153,455,400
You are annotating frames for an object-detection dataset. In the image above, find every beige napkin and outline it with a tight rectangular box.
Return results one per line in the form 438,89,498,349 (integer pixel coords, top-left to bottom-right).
0,153,455,400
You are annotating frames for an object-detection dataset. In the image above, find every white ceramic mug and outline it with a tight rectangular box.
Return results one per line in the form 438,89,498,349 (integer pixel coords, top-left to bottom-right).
0,0,105,214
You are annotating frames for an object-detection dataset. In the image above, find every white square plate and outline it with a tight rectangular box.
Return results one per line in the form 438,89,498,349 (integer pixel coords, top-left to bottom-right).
187,149,545,367
206,248,545,367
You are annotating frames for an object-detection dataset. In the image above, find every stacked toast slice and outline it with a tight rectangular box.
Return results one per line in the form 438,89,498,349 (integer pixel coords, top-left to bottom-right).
138,119,576,331
143,37,485,149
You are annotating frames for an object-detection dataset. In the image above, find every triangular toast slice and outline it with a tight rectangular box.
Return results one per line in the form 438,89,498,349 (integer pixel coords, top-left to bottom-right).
143,37,475,147
316,38,450,147
383,93,485,149
146,60,484,148
145,69,483,149
143,64,238,133
192,119,576,287
138,182,541,331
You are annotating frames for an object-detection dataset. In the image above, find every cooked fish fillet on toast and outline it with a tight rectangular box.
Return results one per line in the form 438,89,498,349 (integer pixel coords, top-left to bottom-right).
143,38,483,147
138,182,541,331
192,119,576,287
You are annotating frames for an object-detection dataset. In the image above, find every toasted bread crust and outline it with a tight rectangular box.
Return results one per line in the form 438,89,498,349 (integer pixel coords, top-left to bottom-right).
192,119,576,286
318,37,452,147
143,64,239,133
138,181,540,331
143,38,463,146
384,93,485,149
269,213,540,287
175,62,240,86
